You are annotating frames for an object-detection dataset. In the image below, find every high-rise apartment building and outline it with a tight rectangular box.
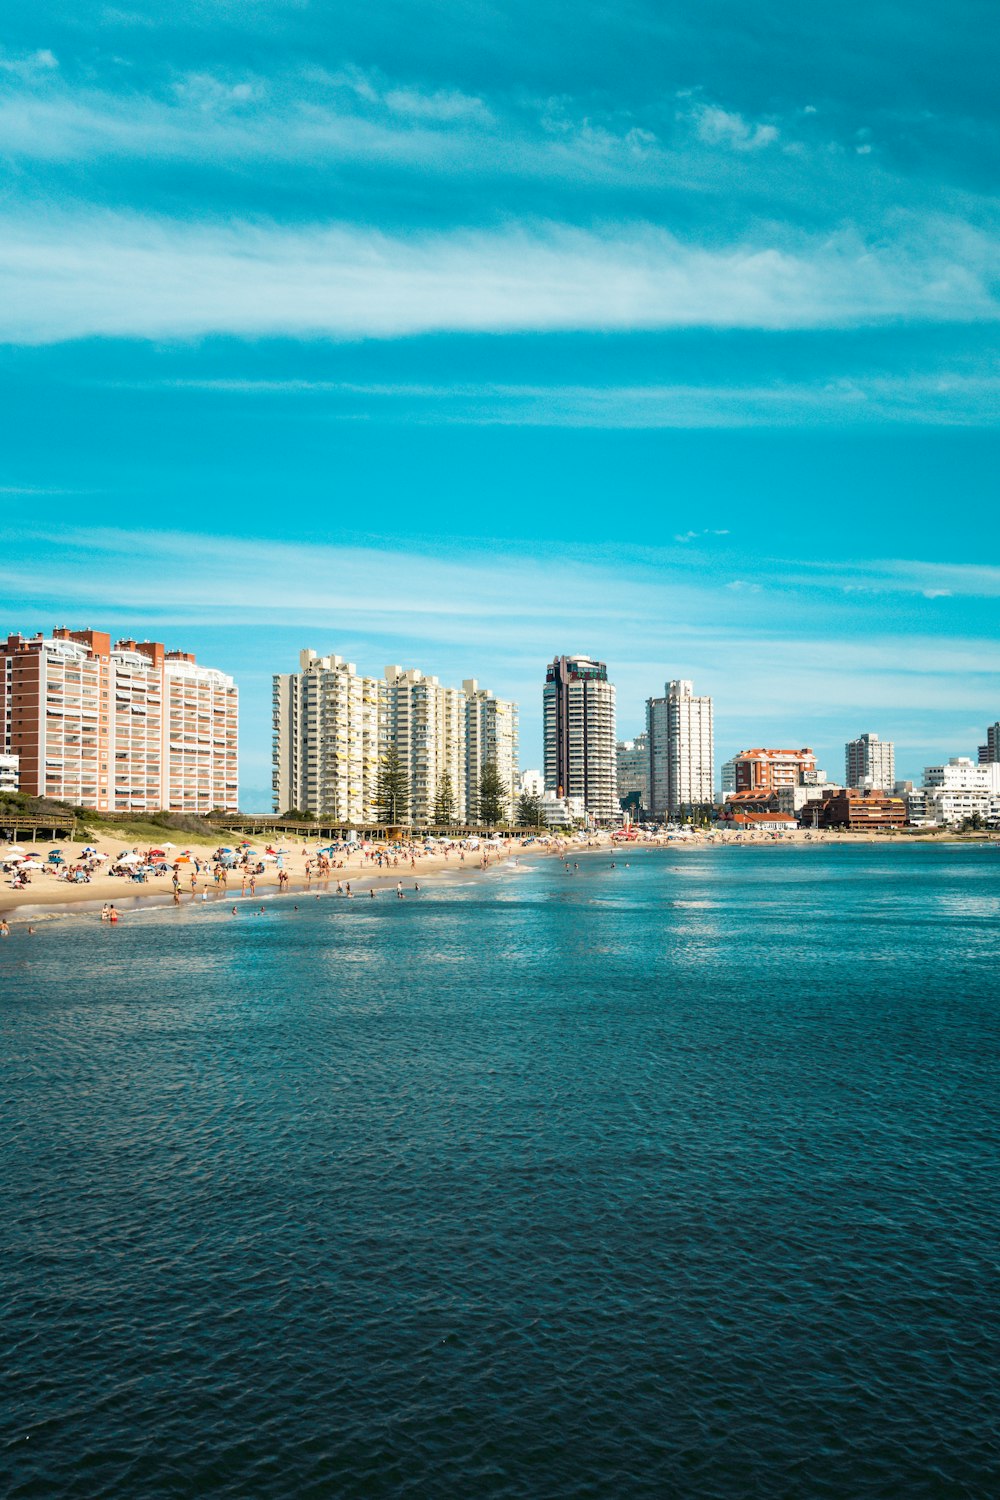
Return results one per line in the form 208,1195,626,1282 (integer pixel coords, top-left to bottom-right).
273,651,518,825
0,629,238,813
728,747,815,795
543,655,617,824
845,732,895,791
646,680,714,818
616,731,650,811
272,651,385,821
464,679,519,823
386,666,468,825
978,722,1000,765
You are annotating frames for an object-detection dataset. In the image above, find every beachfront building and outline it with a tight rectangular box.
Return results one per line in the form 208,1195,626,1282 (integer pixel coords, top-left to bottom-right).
274,652,520,826
0,753,18,793
922,757,1000,826
979,722,1000,764
845,732,895,791
272,651,385,822
543,655,618,825
0,629,238,814
727,746,816,795
517,768,545,799
805,788,908,830
646,680,714,819
464,680,519,823
385,666,468,826
539,791,587,828
616,731,650,812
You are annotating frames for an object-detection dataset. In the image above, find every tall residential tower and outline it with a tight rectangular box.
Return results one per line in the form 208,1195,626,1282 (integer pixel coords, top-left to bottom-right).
845,732,895,791
543,655,617,824
646,680,714,818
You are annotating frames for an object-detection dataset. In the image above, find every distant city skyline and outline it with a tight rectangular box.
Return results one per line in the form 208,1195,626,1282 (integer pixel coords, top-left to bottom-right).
0,3,996,808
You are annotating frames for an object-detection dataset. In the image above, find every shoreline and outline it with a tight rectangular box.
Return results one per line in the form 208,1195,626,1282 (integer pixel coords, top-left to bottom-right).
0,832,567,924
2,827,994,924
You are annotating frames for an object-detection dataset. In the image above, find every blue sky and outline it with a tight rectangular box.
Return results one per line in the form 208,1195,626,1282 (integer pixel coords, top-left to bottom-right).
1,2,997,807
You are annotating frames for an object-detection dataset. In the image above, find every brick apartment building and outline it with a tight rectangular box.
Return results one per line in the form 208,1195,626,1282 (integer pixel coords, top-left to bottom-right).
730,747,817,794
808,788,907,830
0,629,239,814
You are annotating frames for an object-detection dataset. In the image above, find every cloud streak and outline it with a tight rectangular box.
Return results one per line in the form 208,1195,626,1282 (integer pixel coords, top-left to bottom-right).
0,211,995,345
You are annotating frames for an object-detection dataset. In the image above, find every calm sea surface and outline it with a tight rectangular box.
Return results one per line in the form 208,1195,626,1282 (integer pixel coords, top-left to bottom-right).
3,844,999,1498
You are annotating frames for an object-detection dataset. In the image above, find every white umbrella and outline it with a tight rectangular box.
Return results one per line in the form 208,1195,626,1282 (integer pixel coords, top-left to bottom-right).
4,853,26,864
92,851,109,861
20,858,45,869
4,845,25,855
260,853,278,862
160,841,176,849
117,852,142,865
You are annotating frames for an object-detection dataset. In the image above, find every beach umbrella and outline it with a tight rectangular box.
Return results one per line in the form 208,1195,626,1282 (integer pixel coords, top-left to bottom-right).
4,853,26,863
118,852,142,865
261,853,278,862
4,845,25,854
92,851,109,861
21,857,44,869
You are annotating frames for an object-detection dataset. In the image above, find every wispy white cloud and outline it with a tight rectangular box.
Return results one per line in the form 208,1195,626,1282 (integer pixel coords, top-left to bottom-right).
690,102,779,151
101,373,1000,427
0,211,994,345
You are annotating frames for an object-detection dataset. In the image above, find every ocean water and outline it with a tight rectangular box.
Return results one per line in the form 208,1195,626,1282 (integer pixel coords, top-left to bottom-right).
2,844,999,1499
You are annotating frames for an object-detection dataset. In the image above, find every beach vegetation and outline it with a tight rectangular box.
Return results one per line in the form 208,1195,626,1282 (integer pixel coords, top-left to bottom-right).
375,746,410,824
516,792,542,827
434,773,456,825
478,761,508,827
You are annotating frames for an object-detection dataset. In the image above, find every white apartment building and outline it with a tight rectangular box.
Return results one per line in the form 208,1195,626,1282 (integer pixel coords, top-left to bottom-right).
0,753,18,793
543,655,618,825
647,680,714,818
539,791,586,828
846,733,896,791
272,651,385,822
386,666,468,825
464,679,519,822
0,629,238,814
923,757,1000,825
517,769,545,799
616,731,650,810
274,652,520,826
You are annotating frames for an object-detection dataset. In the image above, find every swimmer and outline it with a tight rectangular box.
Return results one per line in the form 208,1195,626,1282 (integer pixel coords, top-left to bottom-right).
231,906,238,915
27,925,35,935
0,918,8,937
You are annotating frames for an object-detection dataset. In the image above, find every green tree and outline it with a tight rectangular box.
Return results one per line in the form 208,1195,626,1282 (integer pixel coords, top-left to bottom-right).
434,772,456,825
478,761,508,827
375,745,410,824
516,792,542,827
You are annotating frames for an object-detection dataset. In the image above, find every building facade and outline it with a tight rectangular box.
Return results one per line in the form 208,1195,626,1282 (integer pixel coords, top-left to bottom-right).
845,732,895,791
810,788,908,830
0,629,238,814
272,651,385,822
464,680,519,823
646,680,714,818
0,753,18,793
728,747,816,795
923,757,1000,825
543,655,618,824
979,722,1000,765
273,652,519,826
616,731,650,812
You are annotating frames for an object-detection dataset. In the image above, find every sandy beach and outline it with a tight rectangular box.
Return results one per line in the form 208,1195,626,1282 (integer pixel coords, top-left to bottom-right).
1,824,986,924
